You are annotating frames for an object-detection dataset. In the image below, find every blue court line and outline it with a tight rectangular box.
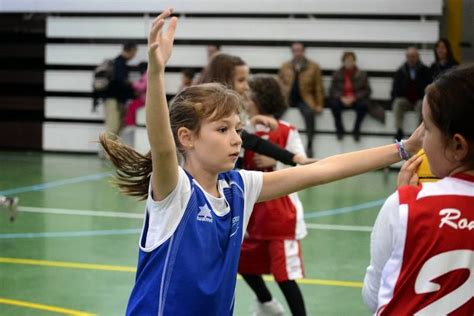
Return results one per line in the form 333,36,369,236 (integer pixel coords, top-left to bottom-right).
0,229,141,239
303,198,386,219
0,172,111,196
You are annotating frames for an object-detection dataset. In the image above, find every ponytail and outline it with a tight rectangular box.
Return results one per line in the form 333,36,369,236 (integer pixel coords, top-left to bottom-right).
99,133,152,200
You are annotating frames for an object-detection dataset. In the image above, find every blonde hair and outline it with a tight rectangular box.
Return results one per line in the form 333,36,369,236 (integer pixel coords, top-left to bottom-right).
100,82,243,200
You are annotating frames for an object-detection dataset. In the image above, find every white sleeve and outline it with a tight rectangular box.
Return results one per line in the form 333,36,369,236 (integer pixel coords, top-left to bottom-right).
238,169,264,231
276,128,306,170
140,167,192,252
362,192,400,312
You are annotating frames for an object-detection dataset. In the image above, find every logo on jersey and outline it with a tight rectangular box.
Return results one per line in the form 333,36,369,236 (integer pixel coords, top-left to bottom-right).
230,216,240,238
197,204,213,223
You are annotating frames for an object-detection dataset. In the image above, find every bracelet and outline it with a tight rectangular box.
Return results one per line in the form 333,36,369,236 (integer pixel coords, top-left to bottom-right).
395,139,411,161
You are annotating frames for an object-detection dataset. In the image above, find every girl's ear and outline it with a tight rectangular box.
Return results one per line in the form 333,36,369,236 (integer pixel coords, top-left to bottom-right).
451,133,469,162
177,127,194,150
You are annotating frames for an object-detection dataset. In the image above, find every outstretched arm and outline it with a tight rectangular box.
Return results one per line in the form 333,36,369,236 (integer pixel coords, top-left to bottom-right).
146,9,179,201
258,124,424,202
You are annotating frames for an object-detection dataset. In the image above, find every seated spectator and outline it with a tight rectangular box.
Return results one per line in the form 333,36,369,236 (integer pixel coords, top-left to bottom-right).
328,51,371,141
278,42,324,157
124,62,147,126
179,68,195,92
430,38,459,81
391,46,431,140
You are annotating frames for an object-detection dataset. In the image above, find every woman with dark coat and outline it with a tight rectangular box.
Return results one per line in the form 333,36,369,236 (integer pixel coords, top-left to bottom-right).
328,51,371,141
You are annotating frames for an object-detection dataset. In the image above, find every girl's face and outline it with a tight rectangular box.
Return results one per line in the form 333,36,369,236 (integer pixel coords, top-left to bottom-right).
422,97,457,178
188,113,243,173
233,65,250,95
436,41,448,60
244,97,260,118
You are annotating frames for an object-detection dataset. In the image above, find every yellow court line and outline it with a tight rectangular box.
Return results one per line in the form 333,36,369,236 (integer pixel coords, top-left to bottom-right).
0,257,363,288
0,257,135,272
0,298,95,316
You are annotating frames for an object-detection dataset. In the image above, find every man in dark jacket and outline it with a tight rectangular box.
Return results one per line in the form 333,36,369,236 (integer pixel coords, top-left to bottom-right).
104,42,137,140
391,47,431,140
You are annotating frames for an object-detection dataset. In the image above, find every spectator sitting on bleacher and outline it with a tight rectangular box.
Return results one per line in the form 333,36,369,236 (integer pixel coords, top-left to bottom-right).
430,38,459,82
278,42,324,157
124,62,147,126
328,51,371,142
391,46,431,141
193,43,221,85
179,68,195,92
104,42,137,139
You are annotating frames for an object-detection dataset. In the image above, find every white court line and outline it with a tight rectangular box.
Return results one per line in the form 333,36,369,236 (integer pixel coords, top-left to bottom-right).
19,206,143,219
18,206,373,232
305,223,372,232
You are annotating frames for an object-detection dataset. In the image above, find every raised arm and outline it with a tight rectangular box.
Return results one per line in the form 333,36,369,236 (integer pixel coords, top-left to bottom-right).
258,124,424,202
146,9,179,201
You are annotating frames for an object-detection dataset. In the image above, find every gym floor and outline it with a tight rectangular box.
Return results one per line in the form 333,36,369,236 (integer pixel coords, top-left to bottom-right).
0,150,399,315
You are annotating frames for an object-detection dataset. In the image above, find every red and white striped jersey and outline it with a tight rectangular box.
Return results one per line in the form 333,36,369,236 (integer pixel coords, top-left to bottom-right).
365,173,474,315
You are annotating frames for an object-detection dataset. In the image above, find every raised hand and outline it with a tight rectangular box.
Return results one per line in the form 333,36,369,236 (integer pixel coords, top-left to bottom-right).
148,9,178,73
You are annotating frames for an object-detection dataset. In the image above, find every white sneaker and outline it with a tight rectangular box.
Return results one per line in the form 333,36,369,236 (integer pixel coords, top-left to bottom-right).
252,298,285,316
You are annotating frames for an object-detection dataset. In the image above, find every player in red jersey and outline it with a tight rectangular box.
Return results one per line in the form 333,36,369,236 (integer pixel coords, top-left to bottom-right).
238,74,308,315
363,64,474,315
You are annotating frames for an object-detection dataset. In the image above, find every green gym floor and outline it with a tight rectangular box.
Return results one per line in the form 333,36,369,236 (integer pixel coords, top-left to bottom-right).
0,150,399,315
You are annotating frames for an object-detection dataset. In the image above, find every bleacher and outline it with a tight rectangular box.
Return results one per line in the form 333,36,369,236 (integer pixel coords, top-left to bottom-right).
33,0,442,156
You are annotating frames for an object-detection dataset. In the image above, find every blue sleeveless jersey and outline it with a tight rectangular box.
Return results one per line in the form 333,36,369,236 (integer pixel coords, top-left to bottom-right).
126,170,246,315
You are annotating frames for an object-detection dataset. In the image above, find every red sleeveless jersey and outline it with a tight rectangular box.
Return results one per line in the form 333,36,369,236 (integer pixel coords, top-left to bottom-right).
243,121,298,240
378,173,474,315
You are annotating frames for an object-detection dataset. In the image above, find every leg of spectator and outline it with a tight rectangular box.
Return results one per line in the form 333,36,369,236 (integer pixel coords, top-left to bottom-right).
392,97,411,140
414,100,423,125
297,102,315,157
353,100,368,142
329,98,345,140
105,98,121,140
124,99,145,126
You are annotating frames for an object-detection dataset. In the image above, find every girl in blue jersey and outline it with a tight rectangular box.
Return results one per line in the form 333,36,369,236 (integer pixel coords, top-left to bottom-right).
100,9,423,315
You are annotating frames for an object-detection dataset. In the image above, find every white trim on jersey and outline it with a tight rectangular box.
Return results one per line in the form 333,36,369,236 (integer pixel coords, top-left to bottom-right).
284,240,304,280
376,203,408,314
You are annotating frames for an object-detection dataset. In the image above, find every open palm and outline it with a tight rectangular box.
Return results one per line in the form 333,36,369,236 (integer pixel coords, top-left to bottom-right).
148,9,178,73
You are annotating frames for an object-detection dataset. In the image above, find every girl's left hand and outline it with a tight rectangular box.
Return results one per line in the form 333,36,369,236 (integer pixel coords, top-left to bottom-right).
397,154,423,187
